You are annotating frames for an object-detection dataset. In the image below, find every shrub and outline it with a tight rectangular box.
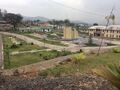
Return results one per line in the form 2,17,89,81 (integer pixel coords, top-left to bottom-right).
79,49,83,53
13,69,20,76
39,70,48,77
31,42,34,45
10,43,19,49
112,48,120,53
93,64,120,89
72,53,86,64
61,50,71,56
39,66,66,77
19,42,23,46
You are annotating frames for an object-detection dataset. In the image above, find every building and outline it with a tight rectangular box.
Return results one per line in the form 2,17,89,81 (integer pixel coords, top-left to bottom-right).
88,25,120,39
19,26,52,33
63,27,79,40
0,21,13,31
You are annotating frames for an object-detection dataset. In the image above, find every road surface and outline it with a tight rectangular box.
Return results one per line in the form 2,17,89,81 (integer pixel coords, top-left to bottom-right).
0,32,119,52
0,32,66,51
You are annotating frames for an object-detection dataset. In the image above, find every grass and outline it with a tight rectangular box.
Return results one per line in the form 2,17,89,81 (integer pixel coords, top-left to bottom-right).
4,50,71,69
3,35,72,69
25,34,67,46
39,51,120,77
85,43,98,47
4,53,42,69
3,35,71,69
3,35,44,52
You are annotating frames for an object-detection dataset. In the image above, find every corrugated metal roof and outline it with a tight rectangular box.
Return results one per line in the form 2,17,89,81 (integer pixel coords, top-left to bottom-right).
89,26,106,29
89,25,120,30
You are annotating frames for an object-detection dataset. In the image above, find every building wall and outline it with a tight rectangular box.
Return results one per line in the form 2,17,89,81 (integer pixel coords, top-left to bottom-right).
0,24,13,31
88,29,120,38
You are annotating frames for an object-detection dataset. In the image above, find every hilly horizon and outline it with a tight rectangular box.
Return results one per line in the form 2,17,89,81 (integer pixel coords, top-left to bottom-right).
23,16,50,22
23,16,90,25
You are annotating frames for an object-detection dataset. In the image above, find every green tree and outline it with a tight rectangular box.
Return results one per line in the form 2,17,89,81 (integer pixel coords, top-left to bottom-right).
64,19,70,26
0,9,3,20
93,23,98,26
4,13,23,30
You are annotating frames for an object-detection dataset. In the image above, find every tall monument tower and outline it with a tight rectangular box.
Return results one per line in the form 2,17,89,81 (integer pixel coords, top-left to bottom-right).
63,27,79,40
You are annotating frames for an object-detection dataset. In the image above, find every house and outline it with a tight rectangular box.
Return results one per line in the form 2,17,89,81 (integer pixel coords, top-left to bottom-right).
88,25,120,38
0,21,13,31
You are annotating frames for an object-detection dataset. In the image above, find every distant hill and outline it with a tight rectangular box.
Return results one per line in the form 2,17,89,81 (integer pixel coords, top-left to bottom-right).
23,16,49,22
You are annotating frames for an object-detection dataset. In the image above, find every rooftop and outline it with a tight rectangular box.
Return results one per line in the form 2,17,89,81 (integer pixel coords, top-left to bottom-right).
89,25,120,30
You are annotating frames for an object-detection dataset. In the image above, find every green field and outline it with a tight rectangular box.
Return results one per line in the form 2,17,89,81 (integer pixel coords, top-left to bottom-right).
4,50,71,69
3,35,44,52
3,35,71,69
3,35,43,69
39,51,120,77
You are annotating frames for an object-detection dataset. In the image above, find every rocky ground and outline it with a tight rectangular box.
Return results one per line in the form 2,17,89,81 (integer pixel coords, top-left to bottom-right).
0,74,118,90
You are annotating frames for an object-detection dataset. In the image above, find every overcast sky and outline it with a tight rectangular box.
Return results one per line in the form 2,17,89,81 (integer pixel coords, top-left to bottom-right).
0,0,120,24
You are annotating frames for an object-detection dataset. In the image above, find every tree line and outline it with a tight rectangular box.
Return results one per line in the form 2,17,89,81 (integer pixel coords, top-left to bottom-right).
0,9,23,30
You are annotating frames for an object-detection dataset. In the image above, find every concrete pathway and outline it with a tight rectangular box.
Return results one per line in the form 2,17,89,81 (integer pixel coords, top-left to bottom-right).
93,38,120,45
0,32,66,51
11,49,52,55
0,34,4,69
0,32,119,52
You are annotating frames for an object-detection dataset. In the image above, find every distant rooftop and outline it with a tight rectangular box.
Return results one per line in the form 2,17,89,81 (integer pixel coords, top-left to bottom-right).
0,20,7,24
89,25,120,30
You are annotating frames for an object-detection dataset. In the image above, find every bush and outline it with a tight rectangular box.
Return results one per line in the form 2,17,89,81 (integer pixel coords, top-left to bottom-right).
61,50,71,56
19,42,23,46
39,66,66,77
72,53,86,64
10,43,19,49
112,48,120,53
39,70,48,77
93,64,120,89
31,42,34,45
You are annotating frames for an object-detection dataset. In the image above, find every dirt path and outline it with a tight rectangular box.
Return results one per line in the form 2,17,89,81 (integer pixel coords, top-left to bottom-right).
2,55,72,76
0,32,119,53
11,49,51,55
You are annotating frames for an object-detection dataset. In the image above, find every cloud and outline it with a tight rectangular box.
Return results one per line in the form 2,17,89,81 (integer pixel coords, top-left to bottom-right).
53,0,83,8
0,0,30,6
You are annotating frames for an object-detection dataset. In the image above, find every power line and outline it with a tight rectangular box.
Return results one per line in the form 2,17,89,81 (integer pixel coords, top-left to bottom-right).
49,0,105,17
97,7,115,56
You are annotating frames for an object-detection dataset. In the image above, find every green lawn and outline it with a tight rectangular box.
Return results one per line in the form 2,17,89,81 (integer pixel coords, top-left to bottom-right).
4,49,71,69
3,35,44,52
39,52,120,77
4,53,42,69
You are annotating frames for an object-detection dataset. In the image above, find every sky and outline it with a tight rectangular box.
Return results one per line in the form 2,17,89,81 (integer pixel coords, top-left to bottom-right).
0,0,120,24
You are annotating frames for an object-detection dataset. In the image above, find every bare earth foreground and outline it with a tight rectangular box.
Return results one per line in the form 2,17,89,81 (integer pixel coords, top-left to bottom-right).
0,74,118,90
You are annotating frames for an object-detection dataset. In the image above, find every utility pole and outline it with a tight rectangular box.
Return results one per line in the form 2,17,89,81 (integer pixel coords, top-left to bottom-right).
97,7,115,56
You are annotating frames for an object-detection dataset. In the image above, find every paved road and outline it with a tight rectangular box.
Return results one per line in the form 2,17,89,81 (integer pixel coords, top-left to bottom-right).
0,34,4,69
11,49,52,55
93,38,120,45
0,32,119,53
0,32,66,51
